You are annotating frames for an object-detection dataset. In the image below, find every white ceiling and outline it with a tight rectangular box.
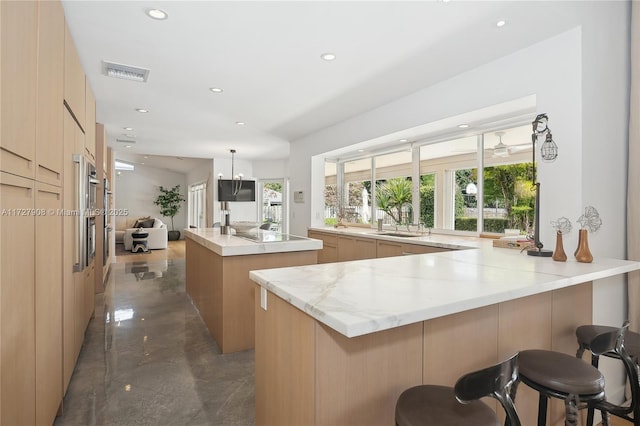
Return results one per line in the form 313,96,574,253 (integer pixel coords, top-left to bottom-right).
61,1,585,168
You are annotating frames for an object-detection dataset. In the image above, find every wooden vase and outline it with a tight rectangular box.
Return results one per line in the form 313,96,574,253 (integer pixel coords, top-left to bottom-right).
552,231,567,262
575,229,593,263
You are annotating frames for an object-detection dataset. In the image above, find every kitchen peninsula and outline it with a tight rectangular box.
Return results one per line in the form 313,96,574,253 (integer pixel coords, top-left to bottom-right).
250,229,640,426
184,228,321,353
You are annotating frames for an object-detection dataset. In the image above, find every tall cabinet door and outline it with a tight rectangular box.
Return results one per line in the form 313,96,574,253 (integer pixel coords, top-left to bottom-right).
0,172,36,426
62,108,84,393
35,0,64,187
63,24,85,129
0,1,38,179
35,182,62,426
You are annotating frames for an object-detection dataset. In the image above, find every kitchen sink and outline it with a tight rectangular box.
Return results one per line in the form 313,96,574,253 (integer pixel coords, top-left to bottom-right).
377,232,422,238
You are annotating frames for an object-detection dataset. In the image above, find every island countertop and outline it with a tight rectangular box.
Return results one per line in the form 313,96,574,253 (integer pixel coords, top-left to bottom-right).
183,228,322,256
250,243,640,338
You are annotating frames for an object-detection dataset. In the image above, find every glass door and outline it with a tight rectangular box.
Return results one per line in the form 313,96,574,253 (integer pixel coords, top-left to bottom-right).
188,182,206,228
257,178,288,233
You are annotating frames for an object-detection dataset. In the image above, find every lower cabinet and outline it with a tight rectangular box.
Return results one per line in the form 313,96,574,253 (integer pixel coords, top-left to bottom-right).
337,236,376,261
308,231,337,263
308,230,450,262
0,173,36,426
35,182,63,425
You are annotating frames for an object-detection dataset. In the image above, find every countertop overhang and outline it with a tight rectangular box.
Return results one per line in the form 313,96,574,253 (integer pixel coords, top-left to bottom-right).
184,228,322,256
250,228,640,338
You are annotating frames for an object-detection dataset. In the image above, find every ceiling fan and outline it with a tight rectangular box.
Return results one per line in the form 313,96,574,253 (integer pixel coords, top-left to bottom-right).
490,131,530,158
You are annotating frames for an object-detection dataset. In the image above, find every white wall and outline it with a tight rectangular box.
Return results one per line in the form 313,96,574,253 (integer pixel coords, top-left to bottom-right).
253,159,289,179
288,2,631,404
114,164,188,233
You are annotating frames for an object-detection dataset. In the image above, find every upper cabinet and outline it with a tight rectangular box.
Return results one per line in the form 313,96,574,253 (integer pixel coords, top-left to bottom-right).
85,81,96,162
0,1,38,179
64,24,85,130
35,0,64,186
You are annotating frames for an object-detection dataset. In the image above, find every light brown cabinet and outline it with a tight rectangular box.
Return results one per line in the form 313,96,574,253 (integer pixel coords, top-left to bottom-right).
84,81,96,162
377,240,450,257
337,236,377,261
64,24,85,129
62,107,85,393
376,240,405,258
0,0,38,179
308,230,451,262
308,230,337,263
186,238,318,353
0,172,36,426
1,2,95,422
35,0,64,187
35,182,62,426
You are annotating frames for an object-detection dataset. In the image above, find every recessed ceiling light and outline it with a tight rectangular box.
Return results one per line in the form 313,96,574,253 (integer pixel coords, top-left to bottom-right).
145,8,168,20
144,156,149,159
399,139,409,142
125,145,132,148
209,87,223,93
235,121,245,125
458,124,470,129
496,20,506,28
135,108,149,113
321,52,336,61
123,127,133,131
123,134,136,138
358,149,364,152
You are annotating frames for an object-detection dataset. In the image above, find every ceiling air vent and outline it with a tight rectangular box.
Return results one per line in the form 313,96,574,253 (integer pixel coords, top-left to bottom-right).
102,61,150,82
116,139,136,144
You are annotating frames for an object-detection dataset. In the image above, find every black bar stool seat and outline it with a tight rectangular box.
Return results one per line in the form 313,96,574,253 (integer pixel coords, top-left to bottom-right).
395,353,520,426
517,349,605,426
396,385,498,425
576,324,640,364
575,322,640,426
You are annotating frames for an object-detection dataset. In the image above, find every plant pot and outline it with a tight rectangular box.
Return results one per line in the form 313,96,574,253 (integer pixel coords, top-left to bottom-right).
168,230,181,241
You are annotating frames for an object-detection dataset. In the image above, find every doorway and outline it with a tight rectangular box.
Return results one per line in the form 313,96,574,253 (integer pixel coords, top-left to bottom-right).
257,178,288,234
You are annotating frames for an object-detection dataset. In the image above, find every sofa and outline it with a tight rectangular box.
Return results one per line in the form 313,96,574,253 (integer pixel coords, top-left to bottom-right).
117,217,168,250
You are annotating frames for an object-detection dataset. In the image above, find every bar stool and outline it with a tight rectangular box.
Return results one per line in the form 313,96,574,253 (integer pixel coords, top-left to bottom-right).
516,349,606,426
576,321,640,367
576,321,640,426
395,353,520,426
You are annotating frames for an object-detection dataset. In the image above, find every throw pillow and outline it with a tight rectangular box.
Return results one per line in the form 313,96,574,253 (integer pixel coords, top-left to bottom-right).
153,218,164,228
141,218,154,228
134,216,152,228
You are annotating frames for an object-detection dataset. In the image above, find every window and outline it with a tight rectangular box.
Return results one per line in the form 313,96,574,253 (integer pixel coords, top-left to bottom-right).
481,125,533,235
374,151,413,226
324,121,535,235
420,136,478,231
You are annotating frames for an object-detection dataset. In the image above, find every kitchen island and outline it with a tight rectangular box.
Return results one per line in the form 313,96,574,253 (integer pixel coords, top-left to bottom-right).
250,235,640,425
184,228,321,353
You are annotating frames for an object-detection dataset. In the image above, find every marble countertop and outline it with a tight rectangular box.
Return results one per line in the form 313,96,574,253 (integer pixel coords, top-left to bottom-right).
184,228,322,257
308,226,489,250
250,236,640,338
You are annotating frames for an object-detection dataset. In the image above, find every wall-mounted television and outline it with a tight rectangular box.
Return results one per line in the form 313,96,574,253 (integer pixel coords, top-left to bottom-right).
218,179,256,202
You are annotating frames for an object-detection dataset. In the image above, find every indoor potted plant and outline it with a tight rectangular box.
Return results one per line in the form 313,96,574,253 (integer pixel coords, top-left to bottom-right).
153,184,186,241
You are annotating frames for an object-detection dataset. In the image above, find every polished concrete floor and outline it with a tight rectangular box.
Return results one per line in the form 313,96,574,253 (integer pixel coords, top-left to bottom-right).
54,251,254,425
